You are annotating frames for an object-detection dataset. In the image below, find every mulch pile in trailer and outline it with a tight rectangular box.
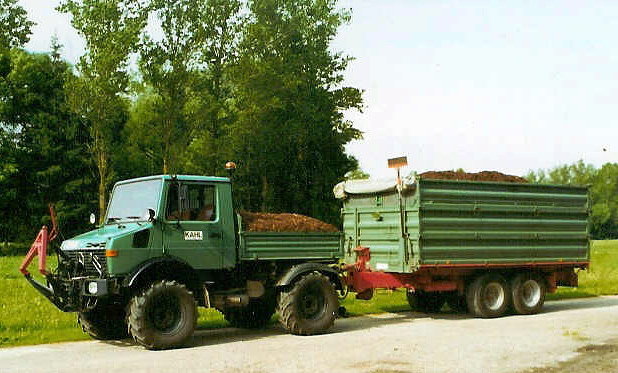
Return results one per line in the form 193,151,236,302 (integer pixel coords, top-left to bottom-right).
239,211,339,233
419,170,528,183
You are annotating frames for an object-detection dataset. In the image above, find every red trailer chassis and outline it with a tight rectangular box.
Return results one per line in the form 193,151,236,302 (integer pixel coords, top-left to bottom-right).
342,246,587,300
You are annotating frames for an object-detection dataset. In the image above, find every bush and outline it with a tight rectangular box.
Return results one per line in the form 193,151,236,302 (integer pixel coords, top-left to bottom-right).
0,242,31,256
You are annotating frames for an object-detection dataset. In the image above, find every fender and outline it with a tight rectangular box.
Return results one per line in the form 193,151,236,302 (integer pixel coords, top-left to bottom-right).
276,263,343,290
124,256,200,288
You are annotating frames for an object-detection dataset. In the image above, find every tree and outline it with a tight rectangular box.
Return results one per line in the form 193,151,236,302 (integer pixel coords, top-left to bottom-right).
0,49,94,243
345,168,370,180
182,0,244,176
231,0,363,223
58,0,146,222
137,0,208,173
0,0,35,50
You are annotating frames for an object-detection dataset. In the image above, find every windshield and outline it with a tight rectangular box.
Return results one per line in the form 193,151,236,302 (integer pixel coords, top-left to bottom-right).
106,179,162,224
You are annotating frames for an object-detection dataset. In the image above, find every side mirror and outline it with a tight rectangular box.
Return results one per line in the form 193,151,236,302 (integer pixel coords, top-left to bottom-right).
148,208,156,222
89,213,96,225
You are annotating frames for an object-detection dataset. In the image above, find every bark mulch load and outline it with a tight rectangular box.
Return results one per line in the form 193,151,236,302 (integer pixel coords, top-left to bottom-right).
419,170,528,183
239,211,339,233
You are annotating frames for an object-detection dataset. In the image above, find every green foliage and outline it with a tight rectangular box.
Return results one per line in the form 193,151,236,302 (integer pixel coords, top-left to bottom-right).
0,49,95,244
527,161,618,239
345,168,370,180
3,0,363,245
0,0,35,50
228,0,363,223
58,0,146,222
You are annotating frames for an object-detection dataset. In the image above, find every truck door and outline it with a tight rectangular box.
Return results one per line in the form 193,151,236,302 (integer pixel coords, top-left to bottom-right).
163,181,225,270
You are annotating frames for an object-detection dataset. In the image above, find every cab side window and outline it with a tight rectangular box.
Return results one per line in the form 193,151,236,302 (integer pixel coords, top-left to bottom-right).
166,183,217,222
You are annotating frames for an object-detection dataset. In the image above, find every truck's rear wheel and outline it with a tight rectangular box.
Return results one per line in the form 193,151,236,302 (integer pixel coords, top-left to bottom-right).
224,297,276,329
78,300,128,340
406,290,446,313
127,280,197,350
278,272,338,335
466,274,510,318
510,273,546,315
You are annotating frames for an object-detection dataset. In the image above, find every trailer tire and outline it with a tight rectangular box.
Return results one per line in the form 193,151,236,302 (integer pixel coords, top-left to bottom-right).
406,290,446,313
278,272,338,335
466,274,510,318
78,301,128,340
510,273,546,315
224,297,276,329
127,280,197,350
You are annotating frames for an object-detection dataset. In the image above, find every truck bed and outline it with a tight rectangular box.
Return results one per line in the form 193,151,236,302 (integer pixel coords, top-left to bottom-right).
239,231,342,261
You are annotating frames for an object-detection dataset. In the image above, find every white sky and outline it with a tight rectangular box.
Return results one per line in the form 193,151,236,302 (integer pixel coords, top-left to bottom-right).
19,0,618,179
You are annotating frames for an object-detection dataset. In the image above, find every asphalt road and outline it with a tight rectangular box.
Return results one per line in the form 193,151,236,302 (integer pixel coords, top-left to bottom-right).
3,296,618,373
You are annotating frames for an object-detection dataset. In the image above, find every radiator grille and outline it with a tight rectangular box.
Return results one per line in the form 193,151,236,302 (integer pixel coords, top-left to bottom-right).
64,249,108,276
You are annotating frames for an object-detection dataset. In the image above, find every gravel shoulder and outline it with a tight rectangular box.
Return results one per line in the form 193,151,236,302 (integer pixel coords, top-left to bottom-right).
3,296,618,373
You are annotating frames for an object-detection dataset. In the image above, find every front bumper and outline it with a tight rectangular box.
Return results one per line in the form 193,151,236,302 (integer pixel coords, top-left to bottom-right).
25,273,117,312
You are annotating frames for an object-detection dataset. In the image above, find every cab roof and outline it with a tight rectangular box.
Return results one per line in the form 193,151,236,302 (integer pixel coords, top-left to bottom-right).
115,174,230,186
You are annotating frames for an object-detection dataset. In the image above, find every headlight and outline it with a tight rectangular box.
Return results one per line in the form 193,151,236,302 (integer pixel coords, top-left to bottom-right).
88,282,98,294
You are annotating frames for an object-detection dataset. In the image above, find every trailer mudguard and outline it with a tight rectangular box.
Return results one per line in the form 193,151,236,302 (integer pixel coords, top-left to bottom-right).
277,263,343,290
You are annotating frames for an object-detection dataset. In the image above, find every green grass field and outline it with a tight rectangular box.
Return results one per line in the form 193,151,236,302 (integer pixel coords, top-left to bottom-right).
1,240,616,348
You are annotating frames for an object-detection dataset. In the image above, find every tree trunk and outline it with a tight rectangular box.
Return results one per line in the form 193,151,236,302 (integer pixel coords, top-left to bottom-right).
98,175,107,224
261,175,269,212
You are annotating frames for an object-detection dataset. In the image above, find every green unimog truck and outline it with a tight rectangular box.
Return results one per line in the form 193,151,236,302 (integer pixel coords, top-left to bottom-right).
22,174,343,350
21,170,590,350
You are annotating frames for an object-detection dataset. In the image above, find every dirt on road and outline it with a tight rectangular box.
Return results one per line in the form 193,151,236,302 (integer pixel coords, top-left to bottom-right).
523,340,618,373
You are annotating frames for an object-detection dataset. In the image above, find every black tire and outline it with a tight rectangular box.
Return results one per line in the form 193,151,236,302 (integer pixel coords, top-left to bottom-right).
126,280,197,350
466,274,510,318
78,300,128,340
224,297,276,329
406,290,446,313
278,272,339,335
510,273,546,315
445,293,468,313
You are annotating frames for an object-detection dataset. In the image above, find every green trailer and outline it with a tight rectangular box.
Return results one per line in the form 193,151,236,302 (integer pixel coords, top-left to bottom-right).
338,177,589,317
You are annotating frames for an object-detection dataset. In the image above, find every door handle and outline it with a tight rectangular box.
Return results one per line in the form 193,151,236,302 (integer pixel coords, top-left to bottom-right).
208,231,222,239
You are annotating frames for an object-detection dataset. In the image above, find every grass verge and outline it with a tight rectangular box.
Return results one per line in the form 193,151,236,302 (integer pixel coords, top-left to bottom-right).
1,240,616,348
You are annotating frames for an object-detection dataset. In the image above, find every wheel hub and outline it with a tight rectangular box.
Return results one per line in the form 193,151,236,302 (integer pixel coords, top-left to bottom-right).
521,279,541,307
149,294,181,333
483,282,505,311
299,285,325,320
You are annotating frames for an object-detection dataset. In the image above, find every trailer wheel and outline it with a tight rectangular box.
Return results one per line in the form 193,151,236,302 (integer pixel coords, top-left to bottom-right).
78,301,128,340
510,273,546,315
278,272,338,335
406,290,446,313
127,280,197,350
466,274,510,318
224,297,276,329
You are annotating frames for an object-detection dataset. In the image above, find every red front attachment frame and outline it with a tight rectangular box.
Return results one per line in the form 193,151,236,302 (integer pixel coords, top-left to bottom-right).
19,204,58,276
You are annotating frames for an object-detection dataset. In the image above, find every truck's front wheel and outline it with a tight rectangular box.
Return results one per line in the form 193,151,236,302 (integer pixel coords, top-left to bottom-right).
127,280,197,350
78,300,128,340
278,272,338,335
